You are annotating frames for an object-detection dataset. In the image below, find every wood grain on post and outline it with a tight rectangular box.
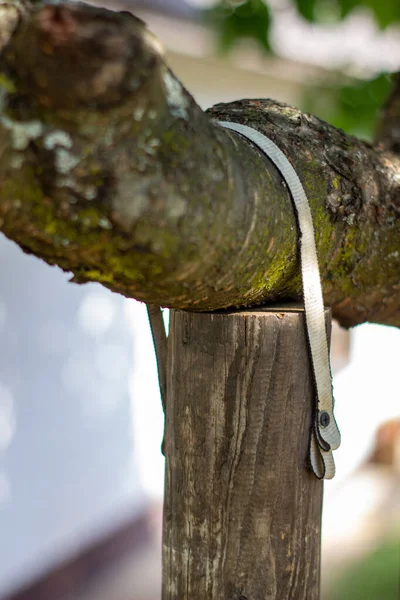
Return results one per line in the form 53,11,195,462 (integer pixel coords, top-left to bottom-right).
163,307,330,600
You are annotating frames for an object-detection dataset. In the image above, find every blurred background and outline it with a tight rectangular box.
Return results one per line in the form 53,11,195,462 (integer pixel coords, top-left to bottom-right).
0,1,399,599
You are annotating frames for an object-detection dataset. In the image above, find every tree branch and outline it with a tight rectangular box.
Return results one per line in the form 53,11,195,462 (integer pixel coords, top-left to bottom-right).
0,1,399,327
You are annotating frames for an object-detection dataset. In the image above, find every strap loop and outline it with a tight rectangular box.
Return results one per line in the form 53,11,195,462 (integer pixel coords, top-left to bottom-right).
217,120,341,479
146,119,341,479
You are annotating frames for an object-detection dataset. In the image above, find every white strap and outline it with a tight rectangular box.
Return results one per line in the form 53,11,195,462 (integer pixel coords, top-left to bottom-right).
218,120,341,480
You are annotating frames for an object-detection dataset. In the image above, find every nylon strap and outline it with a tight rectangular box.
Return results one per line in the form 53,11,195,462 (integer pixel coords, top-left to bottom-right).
146,304,167,416
217,120,340,479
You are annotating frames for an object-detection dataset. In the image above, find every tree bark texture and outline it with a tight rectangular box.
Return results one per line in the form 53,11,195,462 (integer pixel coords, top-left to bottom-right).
163,307,327,599
0,1,399,327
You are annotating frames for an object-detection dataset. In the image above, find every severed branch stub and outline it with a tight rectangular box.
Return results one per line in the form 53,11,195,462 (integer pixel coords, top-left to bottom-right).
0,1,399,328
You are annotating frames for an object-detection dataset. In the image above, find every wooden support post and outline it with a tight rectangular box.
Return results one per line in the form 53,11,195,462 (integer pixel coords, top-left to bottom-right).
163,307,330,599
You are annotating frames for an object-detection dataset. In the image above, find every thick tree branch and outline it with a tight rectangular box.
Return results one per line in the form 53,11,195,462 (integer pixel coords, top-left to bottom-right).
0,1,399,327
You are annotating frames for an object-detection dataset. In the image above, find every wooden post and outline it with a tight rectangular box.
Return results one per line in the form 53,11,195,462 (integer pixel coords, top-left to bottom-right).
163,307,330,599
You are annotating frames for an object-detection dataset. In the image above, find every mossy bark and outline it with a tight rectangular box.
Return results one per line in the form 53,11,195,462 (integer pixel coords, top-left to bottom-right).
0,1,399,327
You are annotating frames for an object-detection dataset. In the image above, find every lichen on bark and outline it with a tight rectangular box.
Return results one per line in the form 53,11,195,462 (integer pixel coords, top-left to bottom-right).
0,0,399,328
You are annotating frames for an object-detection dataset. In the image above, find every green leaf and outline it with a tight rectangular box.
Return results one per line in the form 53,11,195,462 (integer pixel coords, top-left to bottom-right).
302,73,394,138
337,0,359,19
366,0,400,28
293,0,400,27
338,0,400,27
293,0,317,22
204,0,272,53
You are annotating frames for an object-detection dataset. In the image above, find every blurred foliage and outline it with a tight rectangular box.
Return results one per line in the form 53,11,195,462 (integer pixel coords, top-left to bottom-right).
294,0,400,28
205,1,399,137
204,1,271,53
303,73,394,139
206,0,400,52
326,537,400,600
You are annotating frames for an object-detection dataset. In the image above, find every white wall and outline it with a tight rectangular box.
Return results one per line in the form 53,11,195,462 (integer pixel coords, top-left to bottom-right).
0,237,147,597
